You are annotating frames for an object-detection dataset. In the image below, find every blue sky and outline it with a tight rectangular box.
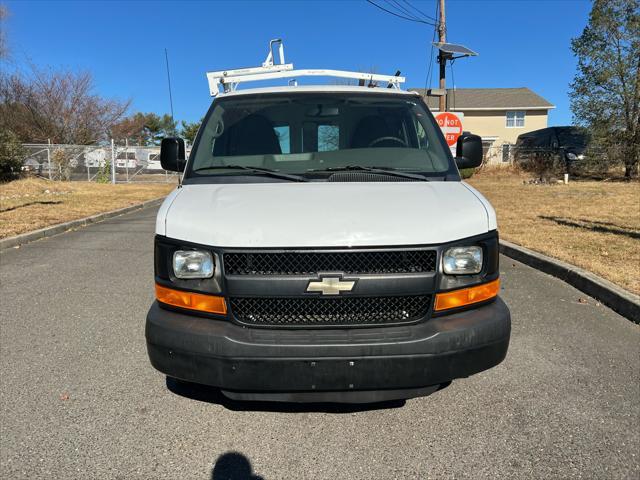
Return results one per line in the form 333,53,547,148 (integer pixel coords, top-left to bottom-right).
3,0,591,125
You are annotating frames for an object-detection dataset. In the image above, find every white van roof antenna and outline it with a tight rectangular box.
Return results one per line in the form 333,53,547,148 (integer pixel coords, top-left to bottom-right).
206,40,406,97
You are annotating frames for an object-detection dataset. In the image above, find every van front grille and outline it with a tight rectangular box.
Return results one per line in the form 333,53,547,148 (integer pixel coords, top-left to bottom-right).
224,250,436,276
229,295,431,327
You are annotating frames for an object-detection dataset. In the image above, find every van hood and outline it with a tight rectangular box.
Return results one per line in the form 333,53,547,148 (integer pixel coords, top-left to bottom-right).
159,182,496,248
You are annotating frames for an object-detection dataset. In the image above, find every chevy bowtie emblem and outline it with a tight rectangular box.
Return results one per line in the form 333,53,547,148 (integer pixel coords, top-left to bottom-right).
306,276,356,296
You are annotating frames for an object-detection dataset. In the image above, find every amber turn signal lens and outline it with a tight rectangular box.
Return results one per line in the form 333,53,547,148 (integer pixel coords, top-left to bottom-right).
434,279,500,312
155,284,227,315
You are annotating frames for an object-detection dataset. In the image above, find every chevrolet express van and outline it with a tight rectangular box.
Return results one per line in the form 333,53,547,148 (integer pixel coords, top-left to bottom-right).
145,46,510,403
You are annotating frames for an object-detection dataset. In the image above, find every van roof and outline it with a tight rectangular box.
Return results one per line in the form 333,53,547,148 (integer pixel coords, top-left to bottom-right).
216,85,420,98
517,126,586,138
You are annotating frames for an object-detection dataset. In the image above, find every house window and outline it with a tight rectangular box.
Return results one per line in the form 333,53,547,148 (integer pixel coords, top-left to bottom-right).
506,111,525,128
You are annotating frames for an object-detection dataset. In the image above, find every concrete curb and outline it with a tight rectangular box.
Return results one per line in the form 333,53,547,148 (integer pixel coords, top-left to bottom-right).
0,197,165,251
500,240,640,323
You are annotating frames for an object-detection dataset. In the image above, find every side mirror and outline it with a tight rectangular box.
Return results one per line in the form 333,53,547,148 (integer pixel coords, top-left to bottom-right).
160,137,186,172
454,133,483,169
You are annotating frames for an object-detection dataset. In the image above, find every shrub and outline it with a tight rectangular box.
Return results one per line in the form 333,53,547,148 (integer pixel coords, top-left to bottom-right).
51,148,72,181
96,159,111,183
0,130,25,182
514,150,566,180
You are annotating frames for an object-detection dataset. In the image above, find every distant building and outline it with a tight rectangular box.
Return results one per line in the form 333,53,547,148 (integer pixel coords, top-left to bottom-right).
413,87,555,164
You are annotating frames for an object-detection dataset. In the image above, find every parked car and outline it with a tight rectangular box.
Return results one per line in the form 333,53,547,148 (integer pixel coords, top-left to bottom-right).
21,158,41,173
514,126,590,173
116,151,138,170
145,43,511,403
145,152,163,172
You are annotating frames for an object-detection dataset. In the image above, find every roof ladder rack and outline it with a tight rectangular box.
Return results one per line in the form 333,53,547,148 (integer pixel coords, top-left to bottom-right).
205,39,406,97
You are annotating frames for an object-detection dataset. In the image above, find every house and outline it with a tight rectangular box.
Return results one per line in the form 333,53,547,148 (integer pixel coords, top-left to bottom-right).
412,87,555,164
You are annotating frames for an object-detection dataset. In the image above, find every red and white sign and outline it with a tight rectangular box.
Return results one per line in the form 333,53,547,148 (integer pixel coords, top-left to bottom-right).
435,112,464,155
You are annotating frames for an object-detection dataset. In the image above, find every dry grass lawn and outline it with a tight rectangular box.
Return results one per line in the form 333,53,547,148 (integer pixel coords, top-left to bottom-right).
2,174,639,295
468,170,640,295
0,178,175,239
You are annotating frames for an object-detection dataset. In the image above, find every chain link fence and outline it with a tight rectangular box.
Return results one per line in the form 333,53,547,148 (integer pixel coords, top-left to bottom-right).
17,140,636,182
21,142,182,183
481,142,637,179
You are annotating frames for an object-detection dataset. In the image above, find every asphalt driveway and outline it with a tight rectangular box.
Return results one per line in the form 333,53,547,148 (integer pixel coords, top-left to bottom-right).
1,206,638,479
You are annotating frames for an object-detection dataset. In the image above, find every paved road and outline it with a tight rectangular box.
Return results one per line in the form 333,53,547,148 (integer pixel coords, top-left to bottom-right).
1,206,638,479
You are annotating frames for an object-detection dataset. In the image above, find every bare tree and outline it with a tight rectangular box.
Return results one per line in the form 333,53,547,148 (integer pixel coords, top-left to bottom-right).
0,4,8,60
110,112,176,145
0,65,130,144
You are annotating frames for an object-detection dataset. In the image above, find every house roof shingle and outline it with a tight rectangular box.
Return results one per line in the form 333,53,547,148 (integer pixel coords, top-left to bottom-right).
411,87,555,110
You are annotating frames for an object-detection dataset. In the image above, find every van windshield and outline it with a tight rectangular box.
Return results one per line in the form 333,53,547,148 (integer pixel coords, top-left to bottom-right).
186,92,454,181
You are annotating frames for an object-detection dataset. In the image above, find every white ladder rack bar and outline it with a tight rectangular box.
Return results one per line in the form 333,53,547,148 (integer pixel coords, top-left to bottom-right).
206,63,294,79
206,68,406,97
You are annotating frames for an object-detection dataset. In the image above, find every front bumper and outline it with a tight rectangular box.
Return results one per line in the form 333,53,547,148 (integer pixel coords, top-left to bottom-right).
146,298,510,402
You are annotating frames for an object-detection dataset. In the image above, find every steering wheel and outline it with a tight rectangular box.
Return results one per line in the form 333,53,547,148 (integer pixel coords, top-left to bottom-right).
367,136,407,148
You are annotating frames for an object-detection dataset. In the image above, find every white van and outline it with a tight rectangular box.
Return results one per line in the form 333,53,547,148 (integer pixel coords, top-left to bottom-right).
145,43,510,403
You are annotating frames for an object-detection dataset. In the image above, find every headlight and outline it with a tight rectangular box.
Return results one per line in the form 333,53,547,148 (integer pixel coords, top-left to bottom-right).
566,152,577,160
173,250,214,279
443,246,483,275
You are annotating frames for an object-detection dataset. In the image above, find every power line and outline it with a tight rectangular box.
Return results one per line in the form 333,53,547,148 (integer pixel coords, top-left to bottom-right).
450,59,456,110
437,0,447,112
424,0,439,90
366,0,440,93
424,30,436,90
386,0,423,21
365,0,437,26
400,0,438,23
164,48,175,131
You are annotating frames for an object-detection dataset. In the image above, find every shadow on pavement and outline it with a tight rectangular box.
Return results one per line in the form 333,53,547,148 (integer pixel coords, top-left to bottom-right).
165,377,422,413
211,452,263,480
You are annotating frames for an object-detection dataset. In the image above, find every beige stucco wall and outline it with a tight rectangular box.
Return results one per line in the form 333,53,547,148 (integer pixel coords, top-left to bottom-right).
450,109,549,164
460,110,549,144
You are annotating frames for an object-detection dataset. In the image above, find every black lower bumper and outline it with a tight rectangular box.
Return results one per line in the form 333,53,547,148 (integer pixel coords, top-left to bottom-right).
146,298,510,402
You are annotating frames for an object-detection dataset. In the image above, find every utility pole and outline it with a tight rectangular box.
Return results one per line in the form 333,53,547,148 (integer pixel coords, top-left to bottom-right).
438,0,447,112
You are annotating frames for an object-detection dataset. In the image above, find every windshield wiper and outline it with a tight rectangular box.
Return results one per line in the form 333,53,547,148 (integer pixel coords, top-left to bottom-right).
192,165,309,182
308,165,429,181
